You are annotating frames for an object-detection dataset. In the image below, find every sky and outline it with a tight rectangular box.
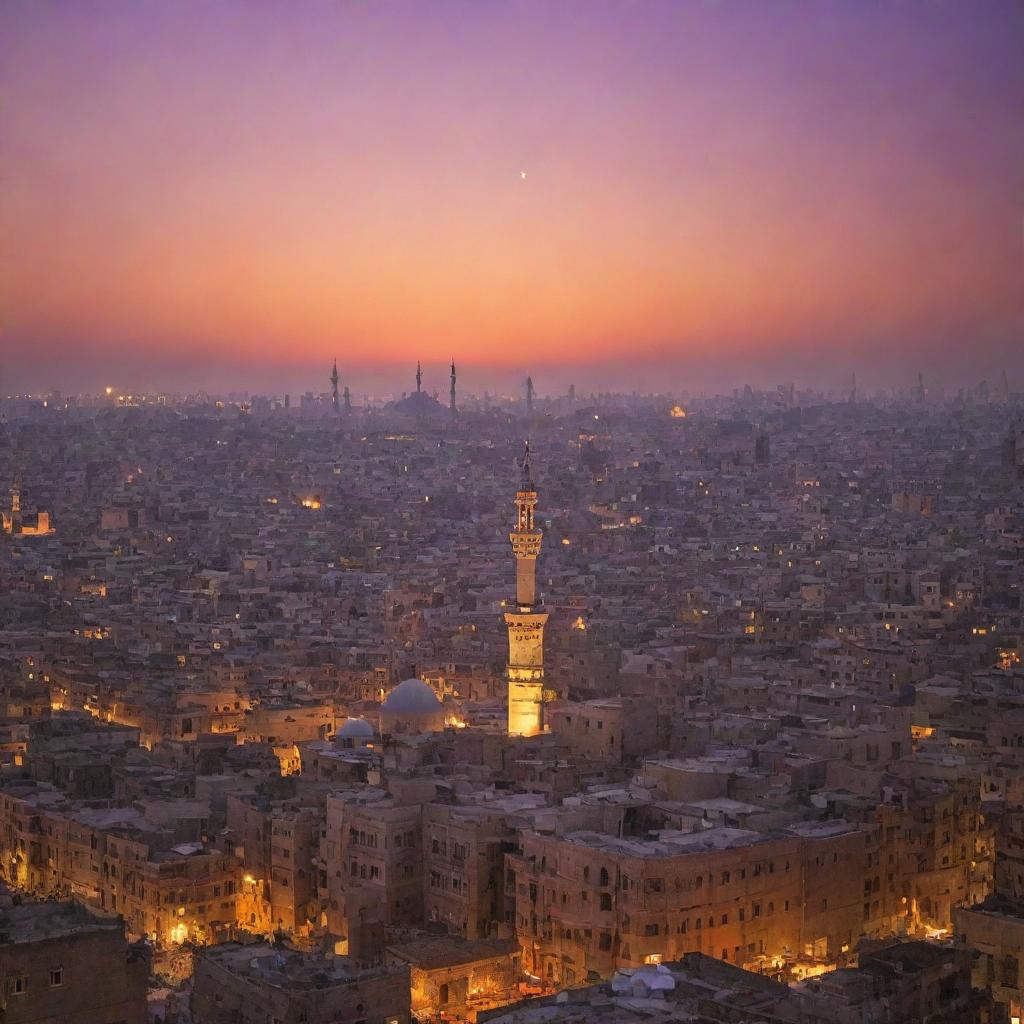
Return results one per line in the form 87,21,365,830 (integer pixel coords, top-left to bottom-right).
1,0,1022,397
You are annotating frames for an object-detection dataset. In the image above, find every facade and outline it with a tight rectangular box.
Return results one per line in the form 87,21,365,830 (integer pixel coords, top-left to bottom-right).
0,897,148,1024
423,802,517,939
0,783,239,946
387,935,519,1019
509,823,867,986
321,792,423,960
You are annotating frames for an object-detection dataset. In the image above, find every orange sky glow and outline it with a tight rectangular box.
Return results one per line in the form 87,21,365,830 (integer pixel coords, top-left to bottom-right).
1,1,1021,393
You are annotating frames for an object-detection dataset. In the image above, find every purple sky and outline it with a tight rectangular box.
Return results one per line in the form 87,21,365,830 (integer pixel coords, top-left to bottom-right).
1,0,1022,395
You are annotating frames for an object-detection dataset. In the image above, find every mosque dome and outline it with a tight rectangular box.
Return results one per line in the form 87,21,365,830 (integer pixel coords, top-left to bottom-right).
337,717,375,740
382,678,442,713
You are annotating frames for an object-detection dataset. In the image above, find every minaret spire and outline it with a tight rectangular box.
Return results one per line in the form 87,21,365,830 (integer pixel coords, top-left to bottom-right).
505,441,547,736
330,358,340,413
416,361,422,394
525,375,534,413
450,359,457,414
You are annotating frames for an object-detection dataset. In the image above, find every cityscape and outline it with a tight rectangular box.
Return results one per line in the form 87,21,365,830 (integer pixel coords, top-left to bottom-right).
2,3,1023,1024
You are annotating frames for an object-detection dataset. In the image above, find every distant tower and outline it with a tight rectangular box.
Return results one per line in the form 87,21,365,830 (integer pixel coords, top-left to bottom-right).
505,442,547,737
9,482,21,534
416,361,423,394
284,393,290,411
916,372,926,402
330,359,340,414
568,384,575,405
450,360,457,414
526,376,534,413
850,373,858,404
343,385,351,414
755,432,770,465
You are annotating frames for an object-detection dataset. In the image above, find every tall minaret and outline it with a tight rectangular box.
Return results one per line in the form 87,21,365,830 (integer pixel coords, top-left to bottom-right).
330,359,340,413
10,481,22,534
450,360,457,414
416,361,423,394
505,442,547,736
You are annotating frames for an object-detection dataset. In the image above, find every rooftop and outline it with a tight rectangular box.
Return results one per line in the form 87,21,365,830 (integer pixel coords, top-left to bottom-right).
0,899,124,944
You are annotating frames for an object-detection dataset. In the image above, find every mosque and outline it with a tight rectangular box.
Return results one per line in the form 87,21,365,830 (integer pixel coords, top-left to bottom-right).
2,484,53,536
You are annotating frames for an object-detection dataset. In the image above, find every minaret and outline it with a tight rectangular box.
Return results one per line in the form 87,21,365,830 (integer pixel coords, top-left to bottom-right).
330,359,340,413
343,385,351,414
450,360,457,414
10,482,22,534
525,376,534,413
416,361,423,394
505,442,547,736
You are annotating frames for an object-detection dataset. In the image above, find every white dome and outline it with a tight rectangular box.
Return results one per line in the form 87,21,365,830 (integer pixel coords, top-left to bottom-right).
338,717,374,739
382,678,442,713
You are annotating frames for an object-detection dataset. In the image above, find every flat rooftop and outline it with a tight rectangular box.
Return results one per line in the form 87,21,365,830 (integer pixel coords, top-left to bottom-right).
564,827,770,858
0,899,123,944
201,942,400,990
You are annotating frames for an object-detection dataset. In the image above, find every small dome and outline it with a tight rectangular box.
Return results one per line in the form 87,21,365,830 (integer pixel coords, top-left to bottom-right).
382,678,442,713
338,717,374,739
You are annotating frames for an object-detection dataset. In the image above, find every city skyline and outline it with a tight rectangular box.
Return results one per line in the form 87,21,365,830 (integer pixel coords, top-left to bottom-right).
2,0,1022,394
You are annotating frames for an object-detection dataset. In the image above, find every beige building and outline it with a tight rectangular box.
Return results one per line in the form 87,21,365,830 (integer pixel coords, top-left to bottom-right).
509,822,866,986
387,935,520,1020
190,942,410,1024
0,897,148,1024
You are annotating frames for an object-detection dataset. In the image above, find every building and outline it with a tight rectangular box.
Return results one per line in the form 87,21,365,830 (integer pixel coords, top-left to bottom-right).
386,935,520,1020
0,895,148,1024
190,942,410,1024
509,822,867,987
1,485,53,536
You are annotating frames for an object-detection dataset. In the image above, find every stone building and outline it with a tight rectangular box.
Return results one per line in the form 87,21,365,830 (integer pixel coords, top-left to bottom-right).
190,942,410,1024
509,823,866,986
0,896,148,1024
321,792,423,959
0,782,239,946
423,801,520,939
386,935,520,1020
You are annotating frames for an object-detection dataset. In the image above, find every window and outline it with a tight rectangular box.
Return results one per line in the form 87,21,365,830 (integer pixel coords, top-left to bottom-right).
599,867,609,887
600,893,612,912
49,967,64,987
10,975,28,995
